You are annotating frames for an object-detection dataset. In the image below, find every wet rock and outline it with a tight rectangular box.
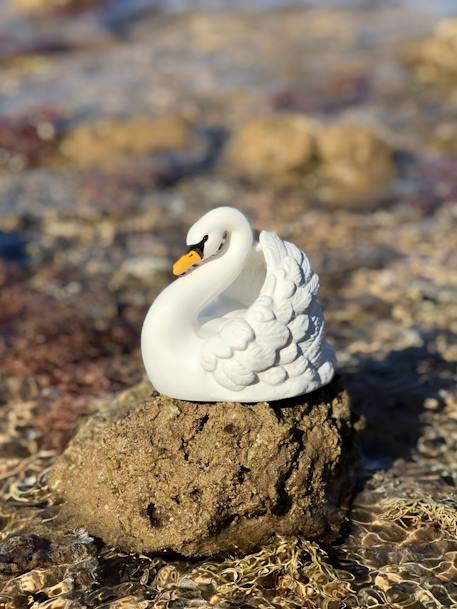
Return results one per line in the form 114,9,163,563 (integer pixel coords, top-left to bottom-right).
227,114,317,179
405,18,457,85
0,534,51,576
50,378,355,557
59,115,194,168
316,124,396,208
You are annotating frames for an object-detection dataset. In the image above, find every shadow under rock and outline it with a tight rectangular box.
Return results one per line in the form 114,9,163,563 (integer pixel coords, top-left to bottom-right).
342,344,453,471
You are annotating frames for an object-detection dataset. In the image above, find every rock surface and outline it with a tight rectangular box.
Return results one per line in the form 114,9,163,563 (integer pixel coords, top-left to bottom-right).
227,114,317,178
405,18,457,85
49,378,355,557
316,123,396,207
59,115,194,168
227,114,395,207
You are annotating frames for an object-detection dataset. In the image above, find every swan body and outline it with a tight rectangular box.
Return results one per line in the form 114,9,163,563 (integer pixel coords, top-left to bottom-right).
141,207,336,402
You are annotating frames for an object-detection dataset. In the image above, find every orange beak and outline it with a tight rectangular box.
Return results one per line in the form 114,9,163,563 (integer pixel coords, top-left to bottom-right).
173,249,202,276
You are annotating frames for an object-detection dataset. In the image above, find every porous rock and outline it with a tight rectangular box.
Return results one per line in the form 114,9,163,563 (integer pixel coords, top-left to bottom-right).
49,378,355,557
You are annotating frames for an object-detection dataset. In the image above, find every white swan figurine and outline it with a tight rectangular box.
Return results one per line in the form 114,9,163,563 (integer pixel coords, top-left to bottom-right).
141,207,336,402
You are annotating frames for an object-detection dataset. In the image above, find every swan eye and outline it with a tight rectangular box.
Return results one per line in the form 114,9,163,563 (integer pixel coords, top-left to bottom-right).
188,235,208,258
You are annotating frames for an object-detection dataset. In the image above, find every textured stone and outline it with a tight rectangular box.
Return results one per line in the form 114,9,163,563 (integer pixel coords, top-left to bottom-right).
226,115,395,207
49,378,355,557
59,115,194,168
405,18,457,85
227,114,317,178
316,124,396,207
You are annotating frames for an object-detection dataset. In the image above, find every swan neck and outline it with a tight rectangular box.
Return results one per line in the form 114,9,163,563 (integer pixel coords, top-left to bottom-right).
177,217,251,317
142,210,253,395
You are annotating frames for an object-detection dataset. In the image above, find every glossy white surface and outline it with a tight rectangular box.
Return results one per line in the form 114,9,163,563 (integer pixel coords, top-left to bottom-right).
141,207,336,402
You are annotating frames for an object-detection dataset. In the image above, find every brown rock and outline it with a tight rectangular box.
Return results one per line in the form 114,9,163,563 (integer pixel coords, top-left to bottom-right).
227,114,317,179
226,115,395,208
49,378,355,557
316,124,396,207
405,18,457,85
432,122,457,155
0,535,51,576
59,115,193,168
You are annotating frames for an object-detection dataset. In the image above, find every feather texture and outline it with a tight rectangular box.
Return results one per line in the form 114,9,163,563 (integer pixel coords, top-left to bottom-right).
200,230,335,394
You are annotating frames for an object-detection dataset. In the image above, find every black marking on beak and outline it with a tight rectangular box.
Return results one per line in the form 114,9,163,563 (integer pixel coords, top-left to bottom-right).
187,235,208,258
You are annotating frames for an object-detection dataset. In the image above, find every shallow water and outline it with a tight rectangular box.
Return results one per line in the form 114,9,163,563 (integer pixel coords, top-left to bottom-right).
0,0,457,607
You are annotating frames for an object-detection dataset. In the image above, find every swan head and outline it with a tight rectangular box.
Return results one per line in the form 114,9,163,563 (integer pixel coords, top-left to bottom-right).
173,207,249,276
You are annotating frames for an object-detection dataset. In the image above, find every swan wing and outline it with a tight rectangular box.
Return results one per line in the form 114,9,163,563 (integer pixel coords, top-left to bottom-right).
201,230,335,393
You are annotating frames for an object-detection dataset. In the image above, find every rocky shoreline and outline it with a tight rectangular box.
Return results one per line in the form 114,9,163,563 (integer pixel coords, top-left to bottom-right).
0,2,456,608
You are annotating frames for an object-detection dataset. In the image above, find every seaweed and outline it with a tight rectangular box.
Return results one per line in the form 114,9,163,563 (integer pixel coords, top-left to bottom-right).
0,2,457,608
193,537,354,607
382,496,457,537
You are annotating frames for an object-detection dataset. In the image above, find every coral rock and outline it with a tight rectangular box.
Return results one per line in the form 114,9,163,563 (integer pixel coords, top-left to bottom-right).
49,378,355,557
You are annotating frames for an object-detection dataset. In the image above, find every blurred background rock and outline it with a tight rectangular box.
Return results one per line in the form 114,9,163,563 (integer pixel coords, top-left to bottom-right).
0,1,457,608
